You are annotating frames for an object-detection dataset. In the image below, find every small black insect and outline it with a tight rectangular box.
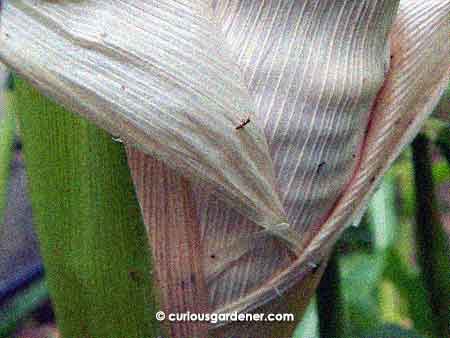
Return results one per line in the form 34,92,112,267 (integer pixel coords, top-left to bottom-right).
317,161,326,174
236,117,251,130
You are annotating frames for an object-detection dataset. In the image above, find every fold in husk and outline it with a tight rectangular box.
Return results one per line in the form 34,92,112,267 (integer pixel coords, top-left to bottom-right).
0,0,305,249
127,1,449,333
201,0,400,313
1,0,449,334
126,147,210,338
211,0,449,326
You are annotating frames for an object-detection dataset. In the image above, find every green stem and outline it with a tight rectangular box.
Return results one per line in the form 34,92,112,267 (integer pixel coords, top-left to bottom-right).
411,133,450,338
11,76,162,338
383,248,434,334
317,247,344,338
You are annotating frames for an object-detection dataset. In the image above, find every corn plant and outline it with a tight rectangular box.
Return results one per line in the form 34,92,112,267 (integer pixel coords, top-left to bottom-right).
0,1,449,337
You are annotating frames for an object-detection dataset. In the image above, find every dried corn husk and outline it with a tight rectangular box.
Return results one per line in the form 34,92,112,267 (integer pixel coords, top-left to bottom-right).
1,0,449,336
0,0,303,250
212,0,449,331
127,1,449,335
127,147,210,338
202,0,399,312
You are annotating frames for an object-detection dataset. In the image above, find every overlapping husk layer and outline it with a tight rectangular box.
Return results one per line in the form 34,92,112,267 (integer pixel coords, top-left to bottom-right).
1,0,448,336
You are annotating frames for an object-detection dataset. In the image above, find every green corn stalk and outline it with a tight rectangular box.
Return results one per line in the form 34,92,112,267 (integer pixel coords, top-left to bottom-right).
10,76,162,338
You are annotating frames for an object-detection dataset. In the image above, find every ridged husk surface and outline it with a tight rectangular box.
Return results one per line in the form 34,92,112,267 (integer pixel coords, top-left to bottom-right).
128,0,450,329
1,0,449,333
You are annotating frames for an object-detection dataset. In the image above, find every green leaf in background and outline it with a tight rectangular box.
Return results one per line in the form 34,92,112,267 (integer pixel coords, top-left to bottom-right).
368,163,438,336
393,153,416,219
10,76,162,338
367,172,411,329
432,160,450,186
369,172,398,252
383,248,434,334
337,171,401,337
294,298,319,338
341,253,384,336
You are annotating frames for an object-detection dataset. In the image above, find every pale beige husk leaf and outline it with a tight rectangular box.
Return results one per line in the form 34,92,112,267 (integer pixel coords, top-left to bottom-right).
1,0,449,334
200,0,399,312
211,0,449,324
127,0,449,331
0,0,303,248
